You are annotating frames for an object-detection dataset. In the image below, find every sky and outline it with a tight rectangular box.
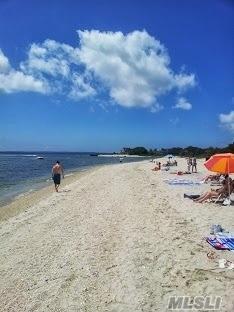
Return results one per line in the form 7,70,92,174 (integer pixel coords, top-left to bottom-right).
0,0,233,152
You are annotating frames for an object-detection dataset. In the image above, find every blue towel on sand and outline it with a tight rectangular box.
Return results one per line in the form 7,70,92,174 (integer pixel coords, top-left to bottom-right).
206,236,234,250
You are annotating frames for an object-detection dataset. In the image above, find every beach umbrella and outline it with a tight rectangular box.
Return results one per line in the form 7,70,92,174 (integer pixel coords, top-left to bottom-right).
204,153,234,174
204,153,234,204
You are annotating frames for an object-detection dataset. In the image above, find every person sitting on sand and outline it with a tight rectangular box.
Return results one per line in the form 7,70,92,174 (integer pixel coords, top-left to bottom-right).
193,175,233,203
52,161,64,192
152,162,161,171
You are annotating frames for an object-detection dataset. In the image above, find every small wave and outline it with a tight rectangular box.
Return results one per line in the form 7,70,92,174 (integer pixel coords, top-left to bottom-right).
0,154,37,157
15,189,35,198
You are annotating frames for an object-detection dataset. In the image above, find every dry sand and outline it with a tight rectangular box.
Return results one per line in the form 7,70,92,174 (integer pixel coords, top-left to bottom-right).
0,158,233,312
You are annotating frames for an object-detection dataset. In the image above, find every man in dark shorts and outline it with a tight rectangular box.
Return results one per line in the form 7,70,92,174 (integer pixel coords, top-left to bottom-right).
52,161,64,192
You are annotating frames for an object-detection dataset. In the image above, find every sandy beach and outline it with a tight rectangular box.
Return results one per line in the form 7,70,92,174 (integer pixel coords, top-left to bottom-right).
0,158,233,312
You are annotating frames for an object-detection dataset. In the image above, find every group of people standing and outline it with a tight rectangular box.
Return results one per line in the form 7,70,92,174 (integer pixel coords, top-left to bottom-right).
187,157,197,173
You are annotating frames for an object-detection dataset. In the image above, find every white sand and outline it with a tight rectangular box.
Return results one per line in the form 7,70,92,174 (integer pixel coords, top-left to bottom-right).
0,158,233,312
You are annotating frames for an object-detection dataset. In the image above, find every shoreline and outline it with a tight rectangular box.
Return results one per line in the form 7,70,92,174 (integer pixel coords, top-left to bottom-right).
0,155,150,211
0,159,148,222
0,166,93,207
0,164,106,222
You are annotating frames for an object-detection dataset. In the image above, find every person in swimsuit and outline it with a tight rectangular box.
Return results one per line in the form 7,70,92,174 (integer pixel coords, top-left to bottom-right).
187,157,192,172
52,161,64,192
193,175,233,203
152,162,161,171
192,157,197,173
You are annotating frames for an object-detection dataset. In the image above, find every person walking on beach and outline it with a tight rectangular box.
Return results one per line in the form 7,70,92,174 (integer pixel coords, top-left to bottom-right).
52,161,64,192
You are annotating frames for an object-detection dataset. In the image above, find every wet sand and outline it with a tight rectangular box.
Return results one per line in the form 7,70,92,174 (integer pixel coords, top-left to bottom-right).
0,167,99,222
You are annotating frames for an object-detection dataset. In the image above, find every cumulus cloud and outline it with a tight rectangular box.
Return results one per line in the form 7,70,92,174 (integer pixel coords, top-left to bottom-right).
0,49,10,73
219,111,234,132
21,39,80,78
20,39,95,99
77,30,196,109
0,49,48,94
0,30,196,110
69,74,96,100
174,73,196,91
173,97,192,110
0,71,48,94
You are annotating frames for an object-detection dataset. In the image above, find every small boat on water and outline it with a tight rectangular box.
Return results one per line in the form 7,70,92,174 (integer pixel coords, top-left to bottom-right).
90,153,99,156
37,156,44,160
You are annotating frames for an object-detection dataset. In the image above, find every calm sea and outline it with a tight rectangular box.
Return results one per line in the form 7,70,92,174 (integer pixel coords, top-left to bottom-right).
0,152,148,205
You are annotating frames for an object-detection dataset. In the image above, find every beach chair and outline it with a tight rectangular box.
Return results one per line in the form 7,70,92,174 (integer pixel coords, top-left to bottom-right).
213,193,227,204
212,183,234,205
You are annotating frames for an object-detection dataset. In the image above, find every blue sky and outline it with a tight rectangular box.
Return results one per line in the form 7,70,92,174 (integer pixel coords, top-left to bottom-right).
0,0,233,152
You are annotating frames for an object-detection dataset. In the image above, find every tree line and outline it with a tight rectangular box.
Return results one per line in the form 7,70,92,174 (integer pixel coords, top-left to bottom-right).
120,142,234,158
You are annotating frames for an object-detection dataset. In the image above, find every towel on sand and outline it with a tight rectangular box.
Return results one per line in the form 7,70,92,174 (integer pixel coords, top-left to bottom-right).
164,179,202,185
206,236,234,250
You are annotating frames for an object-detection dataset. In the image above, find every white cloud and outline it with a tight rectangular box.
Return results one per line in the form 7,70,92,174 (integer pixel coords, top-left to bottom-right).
77,30,196,109
0,30,196,109
174,73,196,90
0,49,10,73
0,49,48,94
150,103,163,113
21,39,80,78
219,111,234,132
173,97,192,110
20,39,94,100
69,73,96,100
0,71,48,94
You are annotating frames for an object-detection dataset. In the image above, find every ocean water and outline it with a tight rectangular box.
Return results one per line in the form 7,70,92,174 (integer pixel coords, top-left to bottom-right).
0,152,148,205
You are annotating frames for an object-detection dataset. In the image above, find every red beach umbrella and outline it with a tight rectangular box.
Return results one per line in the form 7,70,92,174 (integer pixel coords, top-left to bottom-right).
204,153,234,174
